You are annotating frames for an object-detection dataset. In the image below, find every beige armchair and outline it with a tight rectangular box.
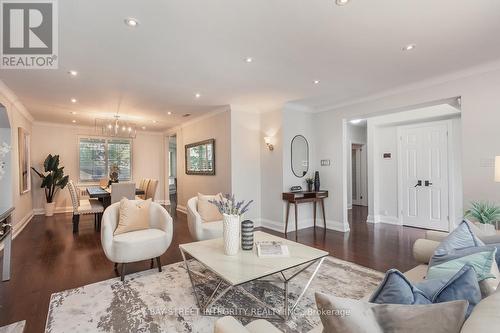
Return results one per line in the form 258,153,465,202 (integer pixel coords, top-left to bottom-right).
101,201,173,281
186,196,223,241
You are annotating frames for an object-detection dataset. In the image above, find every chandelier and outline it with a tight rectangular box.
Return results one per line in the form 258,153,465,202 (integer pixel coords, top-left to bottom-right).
95,115,137,138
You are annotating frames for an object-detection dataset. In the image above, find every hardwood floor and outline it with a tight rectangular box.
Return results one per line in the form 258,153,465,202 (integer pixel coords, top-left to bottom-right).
0,205,425,332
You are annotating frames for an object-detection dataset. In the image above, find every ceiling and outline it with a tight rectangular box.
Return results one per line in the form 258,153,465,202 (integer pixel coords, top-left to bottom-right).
1,0,500,131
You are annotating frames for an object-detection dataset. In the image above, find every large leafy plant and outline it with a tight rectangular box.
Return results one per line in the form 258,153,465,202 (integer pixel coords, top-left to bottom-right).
465,201,500,225
31,154,69,203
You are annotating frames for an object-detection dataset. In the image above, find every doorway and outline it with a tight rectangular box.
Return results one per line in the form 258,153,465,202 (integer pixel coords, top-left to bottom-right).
398,121,450,231
168,135,177,215
351,144,367,206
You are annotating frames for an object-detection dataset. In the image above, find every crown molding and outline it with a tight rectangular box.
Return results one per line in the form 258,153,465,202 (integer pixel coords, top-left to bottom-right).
164,106,230,136
309,59,500,114
0,80,35,123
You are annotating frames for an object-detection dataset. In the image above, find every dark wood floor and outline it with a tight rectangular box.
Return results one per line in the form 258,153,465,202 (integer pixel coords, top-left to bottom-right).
0,205,425,332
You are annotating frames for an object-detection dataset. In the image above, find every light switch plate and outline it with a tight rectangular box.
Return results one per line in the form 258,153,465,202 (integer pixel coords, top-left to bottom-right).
320,159,331,166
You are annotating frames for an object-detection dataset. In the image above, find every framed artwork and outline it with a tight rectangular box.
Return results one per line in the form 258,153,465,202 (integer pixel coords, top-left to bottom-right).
185,139,215,175
18,127,31,194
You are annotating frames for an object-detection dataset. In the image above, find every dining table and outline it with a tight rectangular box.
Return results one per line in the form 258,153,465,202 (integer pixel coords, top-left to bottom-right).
86,186,145,209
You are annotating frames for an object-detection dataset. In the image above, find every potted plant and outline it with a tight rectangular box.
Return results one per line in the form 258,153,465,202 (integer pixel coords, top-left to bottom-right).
210,194,253,255
465,201,500,236
31,154,69,217
305,177,314,192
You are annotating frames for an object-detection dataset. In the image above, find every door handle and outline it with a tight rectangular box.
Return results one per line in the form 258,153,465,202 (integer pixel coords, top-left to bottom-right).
414,180,422,187
425,180,433,187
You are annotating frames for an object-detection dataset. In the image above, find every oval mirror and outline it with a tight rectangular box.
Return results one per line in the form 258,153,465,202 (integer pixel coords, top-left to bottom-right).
291,135,309,178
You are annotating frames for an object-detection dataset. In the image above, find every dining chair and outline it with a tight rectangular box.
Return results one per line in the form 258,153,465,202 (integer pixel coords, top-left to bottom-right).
136,178,149,200
110,182,136,204
67,180,104,233
145,179,158,201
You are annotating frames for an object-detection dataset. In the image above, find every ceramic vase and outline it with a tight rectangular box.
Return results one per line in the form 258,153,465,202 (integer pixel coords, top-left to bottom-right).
314,171,320,192
223,214,240,255
241,220,254,250
475,222,496,236
45,202,56,217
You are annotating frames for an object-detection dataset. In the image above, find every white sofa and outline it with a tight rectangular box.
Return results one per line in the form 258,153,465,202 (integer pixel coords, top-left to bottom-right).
186,197,223,241
101,201,173,281
214,229,500,333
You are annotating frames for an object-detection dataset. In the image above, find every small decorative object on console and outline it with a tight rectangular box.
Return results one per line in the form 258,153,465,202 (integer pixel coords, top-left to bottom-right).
209,194,253,256
314,171,320,192
305,177,314,192
290,185,302,192
241,220,254,250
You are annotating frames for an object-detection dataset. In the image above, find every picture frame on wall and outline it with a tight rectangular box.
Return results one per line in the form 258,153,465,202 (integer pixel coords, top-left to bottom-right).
18,127,31,194
185,139,215,175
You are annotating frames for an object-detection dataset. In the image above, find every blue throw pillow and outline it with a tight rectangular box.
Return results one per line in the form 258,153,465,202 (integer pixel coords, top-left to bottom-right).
431,220,484,261
428,246,497,282
369,269,431,305
416,264,481,317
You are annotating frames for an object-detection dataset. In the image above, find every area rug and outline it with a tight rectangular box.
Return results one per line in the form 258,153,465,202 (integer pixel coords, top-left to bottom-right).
45,256,384,333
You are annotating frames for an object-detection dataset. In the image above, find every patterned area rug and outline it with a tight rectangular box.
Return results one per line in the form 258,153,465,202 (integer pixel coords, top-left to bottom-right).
45,256,384,333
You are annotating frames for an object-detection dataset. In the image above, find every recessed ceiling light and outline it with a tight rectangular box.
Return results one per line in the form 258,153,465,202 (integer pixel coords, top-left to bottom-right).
152,120,157,123
350,119,363,124
167,111,172,115
195,93,201,99
402,44,416,51
245,57,253,63
70,111,77,115
336,0,350,5
142,126,146,130
313,80,320,84
68,70,78,76
124,17,139,27
72,120,76,123
70,98,77,103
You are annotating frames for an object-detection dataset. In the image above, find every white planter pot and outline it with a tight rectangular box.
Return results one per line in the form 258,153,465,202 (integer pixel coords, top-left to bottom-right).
223,214,240,256
475,222,496,236
45,202,56,217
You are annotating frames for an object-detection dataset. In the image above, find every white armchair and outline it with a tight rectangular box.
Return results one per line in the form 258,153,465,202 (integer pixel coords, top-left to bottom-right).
101,201,173,281
187,197,223,241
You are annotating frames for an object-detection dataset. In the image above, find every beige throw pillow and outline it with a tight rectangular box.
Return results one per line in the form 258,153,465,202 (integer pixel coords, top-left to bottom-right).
114,198,151,235
197,193,223,222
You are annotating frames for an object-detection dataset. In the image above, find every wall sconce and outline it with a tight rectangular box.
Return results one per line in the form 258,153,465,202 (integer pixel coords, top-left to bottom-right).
264,136,274,151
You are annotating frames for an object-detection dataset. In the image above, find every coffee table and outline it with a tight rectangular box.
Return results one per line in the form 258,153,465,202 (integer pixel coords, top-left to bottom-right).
179,231,328,321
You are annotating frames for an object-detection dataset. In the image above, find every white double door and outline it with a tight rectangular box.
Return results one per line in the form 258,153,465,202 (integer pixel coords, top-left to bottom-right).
398,121,449,231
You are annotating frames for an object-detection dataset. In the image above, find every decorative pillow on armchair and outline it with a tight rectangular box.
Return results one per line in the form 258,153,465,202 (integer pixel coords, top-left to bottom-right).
114,198,151,235
197,193,223,222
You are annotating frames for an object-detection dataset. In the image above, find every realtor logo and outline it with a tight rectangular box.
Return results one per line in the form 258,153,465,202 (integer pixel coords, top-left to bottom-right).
1,0,58,69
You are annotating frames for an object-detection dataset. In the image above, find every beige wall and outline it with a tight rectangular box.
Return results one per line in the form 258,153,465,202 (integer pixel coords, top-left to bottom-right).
172,109,231,210
0,81,33,231
31,122,167,213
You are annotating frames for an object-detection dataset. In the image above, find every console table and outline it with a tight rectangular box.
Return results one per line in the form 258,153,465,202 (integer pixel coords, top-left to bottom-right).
282,191,328,238
0,207,14,282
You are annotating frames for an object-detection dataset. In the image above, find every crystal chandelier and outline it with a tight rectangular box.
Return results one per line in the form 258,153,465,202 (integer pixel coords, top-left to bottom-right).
95,115,137,138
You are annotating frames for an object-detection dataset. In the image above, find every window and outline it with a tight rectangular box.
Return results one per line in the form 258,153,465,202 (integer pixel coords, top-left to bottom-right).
79,137,132,182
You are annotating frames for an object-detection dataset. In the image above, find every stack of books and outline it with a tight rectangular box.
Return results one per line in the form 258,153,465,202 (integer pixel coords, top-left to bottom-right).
256,241,289,257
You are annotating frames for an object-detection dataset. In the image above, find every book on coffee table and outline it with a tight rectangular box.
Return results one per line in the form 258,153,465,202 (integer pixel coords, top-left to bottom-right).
256,241,290,257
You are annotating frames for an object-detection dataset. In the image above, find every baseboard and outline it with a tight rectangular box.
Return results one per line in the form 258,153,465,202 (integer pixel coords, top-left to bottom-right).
366,214,401,226
0,210,34,252
176,205,187,214
260,218,349,233
33,206,73,215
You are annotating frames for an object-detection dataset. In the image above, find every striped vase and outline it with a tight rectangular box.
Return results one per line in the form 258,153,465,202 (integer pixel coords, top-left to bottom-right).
241,220,254,251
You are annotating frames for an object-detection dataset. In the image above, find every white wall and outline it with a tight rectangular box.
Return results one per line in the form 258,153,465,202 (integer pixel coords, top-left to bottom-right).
230,106,261,220
171,109,232,211
260,109,284,225
0,81,33,233
31,123,167,213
